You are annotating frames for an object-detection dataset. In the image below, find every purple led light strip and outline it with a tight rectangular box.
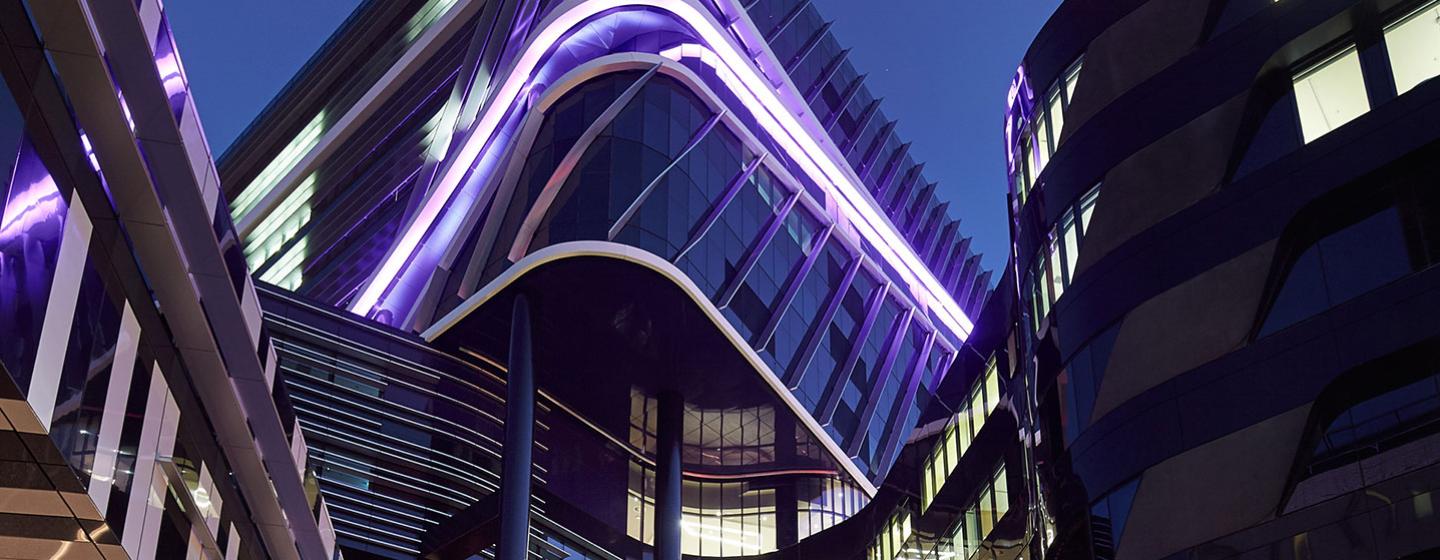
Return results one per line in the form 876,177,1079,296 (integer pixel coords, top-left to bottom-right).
351,0,974,338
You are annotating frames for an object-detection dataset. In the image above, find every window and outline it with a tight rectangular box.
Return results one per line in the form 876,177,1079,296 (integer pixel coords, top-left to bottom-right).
867,509,913,560
1015,57,1084,201
943,464,1010,558
1259,207,1412,335
1025,183,1101,330
1048,88,1066,147
1385,0,1440,95
1090,478,1140,555
1311,369,1440,474
627,461,780,556
796,476,868,540
1294,46,1370,143
919,358,1001,512
1032,58,1084,177
1059,323,1122,445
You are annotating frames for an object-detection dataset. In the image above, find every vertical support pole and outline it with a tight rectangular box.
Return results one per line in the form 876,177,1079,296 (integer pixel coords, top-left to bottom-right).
774,413,799,548
497,294,534,560
655,391,684,560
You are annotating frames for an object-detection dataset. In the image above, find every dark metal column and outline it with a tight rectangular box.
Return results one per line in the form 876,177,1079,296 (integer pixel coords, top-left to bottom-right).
497,294,534,560
774,413,799,548
655,391,684,560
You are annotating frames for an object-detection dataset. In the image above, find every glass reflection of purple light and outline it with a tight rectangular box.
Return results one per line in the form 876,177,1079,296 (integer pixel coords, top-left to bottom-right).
153,17,188,121
0,137,68,392
2,141,65,243
1003,64,1034,179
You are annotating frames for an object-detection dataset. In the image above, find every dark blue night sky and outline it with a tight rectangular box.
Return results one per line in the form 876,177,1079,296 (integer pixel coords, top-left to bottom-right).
166,0,1059,278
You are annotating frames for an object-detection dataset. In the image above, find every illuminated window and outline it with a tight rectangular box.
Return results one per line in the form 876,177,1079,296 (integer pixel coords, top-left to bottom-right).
984,361,1001,414
919,358,1001,512
867,509,913,560
1385,0,1440,95
1062,213,1081,284
1294,46,1370,143
1018,57,1084,190
1048,88,1066,147
1026,183,1101,329
1048,237,1065,301
993,465,1010,519
1020,138,1035,204
1065,60,1083,105
978,486,996,537
231,111,326,222
1079,186,1099,231
797,476,868,540
627,465,779,556
943,463,1010,558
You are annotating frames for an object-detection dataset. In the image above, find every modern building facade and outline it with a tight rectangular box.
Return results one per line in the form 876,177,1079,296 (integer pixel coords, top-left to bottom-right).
0,0,335,559
1006,0,1440,558
32,0,1440,558
217,0,994,559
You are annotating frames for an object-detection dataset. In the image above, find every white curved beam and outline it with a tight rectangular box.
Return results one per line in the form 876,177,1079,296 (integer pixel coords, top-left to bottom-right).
422,240,881,496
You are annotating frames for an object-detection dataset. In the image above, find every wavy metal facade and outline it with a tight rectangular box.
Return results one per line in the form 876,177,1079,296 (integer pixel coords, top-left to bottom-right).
1007,0,1440,558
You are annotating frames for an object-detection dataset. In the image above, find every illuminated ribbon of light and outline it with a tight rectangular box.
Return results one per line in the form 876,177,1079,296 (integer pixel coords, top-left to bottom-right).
352,0,974,338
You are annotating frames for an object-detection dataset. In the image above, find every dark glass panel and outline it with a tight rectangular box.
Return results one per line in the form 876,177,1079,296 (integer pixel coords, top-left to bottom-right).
676,166,787,300
795,268,877,411
1314,372,1440,469
1261,207,1412,335
812,60,859,122
1318,207,1410,303
537,75,714,249
858,322,926,472
746,0,805,38
724,205,819,342
1260,247,1327,336
845,110,887,171
789,33,841,95
614,120,747,260
762,240,851,378
107,356,153,531
768,4,823,67
1232,91,1301,180
834,88,874,141
830,296,900,447
50,263,121,475
1062,322,1120,444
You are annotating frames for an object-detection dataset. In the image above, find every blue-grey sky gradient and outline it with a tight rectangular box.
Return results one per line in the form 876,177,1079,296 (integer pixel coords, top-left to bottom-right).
167,0,1059,276
811,0,1060,274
